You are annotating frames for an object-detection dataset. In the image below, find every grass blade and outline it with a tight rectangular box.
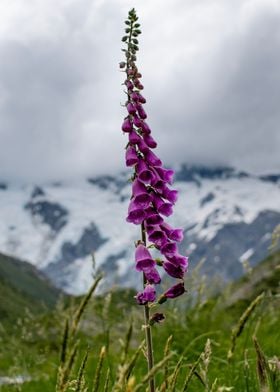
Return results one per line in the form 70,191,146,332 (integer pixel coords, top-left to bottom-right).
227,292,264,361
92,346,106,392
71,274,103,337
75,349,89,392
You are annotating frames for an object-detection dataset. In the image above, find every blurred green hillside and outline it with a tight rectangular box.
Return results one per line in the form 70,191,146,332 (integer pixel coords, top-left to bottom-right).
0,253,61,323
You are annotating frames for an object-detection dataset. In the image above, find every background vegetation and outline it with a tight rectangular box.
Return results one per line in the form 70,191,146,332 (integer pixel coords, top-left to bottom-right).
0,250,279,391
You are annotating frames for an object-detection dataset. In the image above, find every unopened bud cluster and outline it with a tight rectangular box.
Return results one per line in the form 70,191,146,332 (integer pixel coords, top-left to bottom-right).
120,9,187,309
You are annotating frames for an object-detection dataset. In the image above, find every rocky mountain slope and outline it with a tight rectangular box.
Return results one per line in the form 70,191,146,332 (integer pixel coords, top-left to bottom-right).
0,165,279,294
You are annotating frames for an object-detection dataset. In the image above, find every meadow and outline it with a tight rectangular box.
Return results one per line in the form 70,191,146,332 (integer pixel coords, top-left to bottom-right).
0,250,279,391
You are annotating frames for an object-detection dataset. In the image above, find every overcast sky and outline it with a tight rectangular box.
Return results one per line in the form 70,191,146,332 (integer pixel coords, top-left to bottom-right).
0,0,279,182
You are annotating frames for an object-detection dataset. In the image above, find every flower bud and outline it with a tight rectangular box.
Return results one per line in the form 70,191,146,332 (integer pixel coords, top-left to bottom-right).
127,102,137,115
143,134,157,148
125,80,133,90
137,105,147,120
130,91,139,101
136,284,156,305
129,130,141,144
122,118,133,133
137,93,146,103
133,114,143,128
141,121,151,134
164,282,186,298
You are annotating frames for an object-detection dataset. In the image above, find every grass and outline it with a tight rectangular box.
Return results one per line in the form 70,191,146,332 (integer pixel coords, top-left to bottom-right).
0,250,279,391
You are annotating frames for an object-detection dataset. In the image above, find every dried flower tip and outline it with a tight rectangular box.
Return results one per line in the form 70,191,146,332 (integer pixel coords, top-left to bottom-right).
150,313,165,325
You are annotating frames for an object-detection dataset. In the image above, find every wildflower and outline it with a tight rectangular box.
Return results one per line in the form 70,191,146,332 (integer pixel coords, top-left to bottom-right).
158,282,186,303
133,114,143,128
136,284,156,305
144,149,162,167
143,134,157,148
144,268,161,284
125,80,133,90
135,244,155,271
152,194,173,217
121,8,188,309
145,209,164,225
154,166,174,184
125,146,138,166
129,130,141,144
164,282,186,298
136,103,147,119
151,176,166,192
127,102,137,115
161,187,178,204
137,138,150,154
136,159,154,184
163,261,185,279
140,121,151,135
160,242,177,257
160,223,184,242
136,92,146,104
132,179,152,208
121,9,188,389
126,200,146,225
167,254,189,269
147,227,167,248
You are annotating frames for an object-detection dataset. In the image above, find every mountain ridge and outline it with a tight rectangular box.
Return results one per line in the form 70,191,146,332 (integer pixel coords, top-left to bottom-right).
0,164,279,294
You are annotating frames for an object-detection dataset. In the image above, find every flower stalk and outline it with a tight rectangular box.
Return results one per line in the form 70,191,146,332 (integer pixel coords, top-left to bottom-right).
141,222,155,392
120,8,188,391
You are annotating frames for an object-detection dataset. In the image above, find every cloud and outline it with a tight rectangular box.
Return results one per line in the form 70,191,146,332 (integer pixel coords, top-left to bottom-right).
0,0,279,182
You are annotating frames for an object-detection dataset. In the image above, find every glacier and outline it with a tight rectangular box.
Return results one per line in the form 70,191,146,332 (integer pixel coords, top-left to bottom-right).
0,165,279,294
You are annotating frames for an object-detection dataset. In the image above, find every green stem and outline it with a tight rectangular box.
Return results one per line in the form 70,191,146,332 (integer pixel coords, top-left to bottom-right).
141,223,155,392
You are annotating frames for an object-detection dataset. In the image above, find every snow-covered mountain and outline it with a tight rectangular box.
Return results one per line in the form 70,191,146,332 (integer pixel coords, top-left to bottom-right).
0,165,279,294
